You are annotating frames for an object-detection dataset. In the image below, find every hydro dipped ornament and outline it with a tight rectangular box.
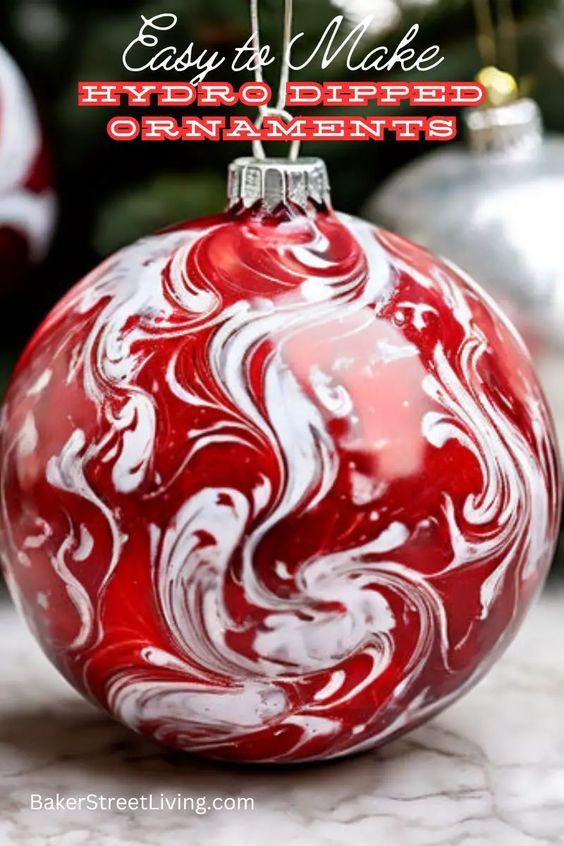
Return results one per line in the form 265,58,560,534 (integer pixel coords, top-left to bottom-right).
0,158,560,764
0,43,55,290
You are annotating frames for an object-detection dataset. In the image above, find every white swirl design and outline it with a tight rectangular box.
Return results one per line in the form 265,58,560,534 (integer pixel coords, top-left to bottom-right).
0,209,559,763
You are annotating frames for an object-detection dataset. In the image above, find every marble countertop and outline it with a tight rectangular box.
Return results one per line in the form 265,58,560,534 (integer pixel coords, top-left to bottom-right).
0,587,563,846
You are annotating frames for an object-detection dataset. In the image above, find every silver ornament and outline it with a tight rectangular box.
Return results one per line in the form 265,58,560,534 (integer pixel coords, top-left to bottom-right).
366,96,564,447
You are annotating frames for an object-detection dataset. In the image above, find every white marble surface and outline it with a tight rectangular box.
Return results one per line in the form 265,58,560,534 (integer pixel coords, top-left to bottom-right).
0,588,563,846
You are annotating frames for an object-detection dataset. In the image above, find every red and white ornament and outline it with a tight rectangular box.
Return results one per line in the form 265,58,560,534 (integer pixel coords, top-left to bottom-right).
0,158,559,763
0,43,55,290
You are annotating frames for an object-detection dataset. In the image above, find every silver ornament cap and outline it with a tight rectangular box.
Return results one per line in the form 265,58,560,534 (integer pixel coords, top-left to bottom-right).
228,157,331,212
465,98,544,156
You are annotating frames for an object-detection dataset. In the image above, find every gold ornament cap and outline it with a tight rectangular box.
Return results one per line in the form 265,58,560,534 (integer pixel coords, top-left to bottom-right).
476,66,519,108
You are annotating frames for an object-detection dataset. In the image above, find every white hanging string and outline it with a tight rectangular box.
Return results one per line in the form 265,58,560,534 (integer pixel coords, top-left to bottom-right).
250,0,301,161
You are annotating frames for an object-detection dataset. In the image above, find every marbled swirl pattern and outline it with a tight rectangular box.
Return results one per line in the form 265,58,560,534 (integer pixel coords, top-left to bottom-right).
0,201,559,762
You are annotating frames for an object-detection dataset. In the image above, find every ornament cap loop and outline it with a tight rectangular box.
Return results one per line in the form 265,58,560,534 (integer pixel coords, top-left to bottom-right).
227,157,331,212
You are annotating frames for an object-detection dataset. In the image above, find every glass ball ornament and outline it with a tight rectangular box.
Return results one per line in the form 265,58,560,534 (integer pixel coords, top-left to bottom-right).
366,91,564,445
0,157,560,764
0,43,55,292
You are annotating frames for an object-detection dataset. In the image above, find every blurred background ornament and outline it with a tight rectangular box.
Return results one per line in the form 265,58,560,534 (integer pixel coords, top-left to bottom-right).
365,1,564,450
0,42,55,295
